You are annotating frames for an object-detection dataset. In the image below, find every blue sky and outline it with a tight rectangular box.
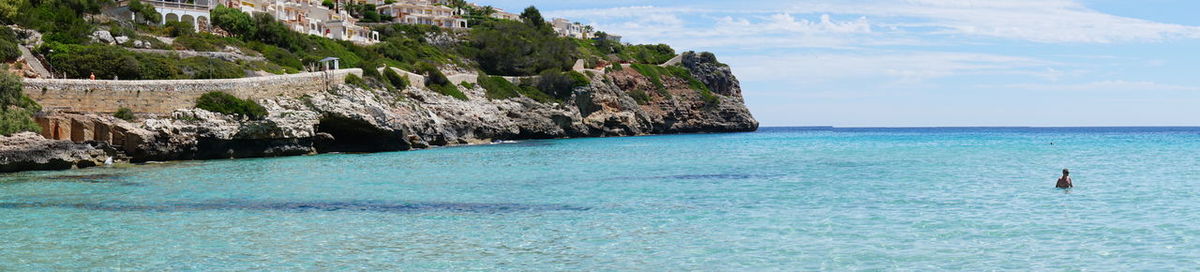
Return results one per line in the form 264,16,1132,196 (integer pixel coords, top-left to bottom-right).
482,0,1200,127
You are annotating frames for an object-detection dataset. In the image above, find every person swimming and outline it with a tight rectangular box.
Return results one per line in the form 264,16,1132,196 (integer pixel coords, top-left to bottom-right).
1056,169,1073,188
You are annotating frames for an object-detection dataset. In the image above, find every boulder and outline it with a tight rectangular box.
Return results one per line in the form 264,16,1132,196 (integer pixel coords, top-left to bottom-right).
0,132,107,173
115,36,129,44
91,30,114,44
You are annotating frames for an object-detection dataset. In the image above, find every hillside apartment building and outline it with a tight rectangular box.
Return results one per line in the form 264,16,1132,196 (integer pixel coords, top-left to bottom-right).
118,0,599,45
376,0,468,29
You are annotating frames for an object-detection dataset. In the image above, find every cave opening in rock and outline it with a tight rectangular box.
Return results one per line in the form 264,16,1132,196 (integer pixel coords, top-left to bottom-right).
314,114,409,153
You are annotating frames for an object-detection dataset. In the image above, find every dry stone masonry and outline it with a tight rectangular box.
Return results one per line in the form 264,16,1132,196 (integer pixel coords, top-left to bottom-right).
21,69,363,114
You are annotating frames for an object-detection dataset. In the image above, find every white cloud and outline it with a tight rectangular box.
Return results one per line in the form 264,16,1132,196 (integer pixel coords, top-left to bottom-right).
1006,80,1200,92
725,51,1057,84
546,0,1200,45
825,0,1200,43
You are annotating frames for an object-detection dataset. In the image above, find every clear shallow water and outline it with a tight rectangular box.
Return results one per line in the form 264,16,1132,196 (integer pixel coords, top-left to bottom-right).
2,127,1200,270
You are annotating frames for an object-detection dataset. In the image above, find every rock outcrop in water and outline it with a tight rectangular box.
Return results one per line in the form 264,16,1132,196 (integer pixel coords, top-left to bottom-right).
0,132,108,172
2,53,757,171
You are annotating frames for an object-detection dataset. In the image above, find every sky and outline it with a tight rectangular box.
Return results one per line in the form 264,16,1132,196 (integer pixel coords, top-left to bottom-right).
481,0,1200,127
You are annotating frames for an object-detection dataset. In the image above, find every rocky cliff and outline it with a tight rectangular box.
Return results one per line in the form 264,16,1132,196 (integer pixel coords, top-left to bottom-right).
1,52,756,171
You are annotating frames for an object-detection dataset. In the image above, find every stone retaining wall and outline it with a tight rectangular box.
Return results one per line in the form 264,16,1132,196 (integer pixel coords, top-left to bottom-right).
128,48,268,62
21,69,362,114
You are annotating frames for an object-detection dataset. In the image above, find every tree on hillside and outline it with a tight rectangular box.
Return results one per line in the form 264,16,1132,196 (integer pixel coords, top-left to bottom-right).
127,0,162,24
469,20,575,76
0,69,40,135
520,6,545,28
0,0,27,23
212,5,255,36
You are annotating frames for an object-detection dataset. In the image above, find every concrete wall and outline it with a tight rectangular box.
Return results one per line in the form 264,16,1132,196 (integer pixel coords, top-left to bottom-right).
22,69,362,114
445,73,478,86
380,67,426,88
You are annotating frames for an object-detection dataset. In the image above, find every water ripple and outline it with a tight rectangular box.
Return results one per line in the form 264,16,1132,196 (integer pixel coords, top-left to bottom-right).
0,200,590,214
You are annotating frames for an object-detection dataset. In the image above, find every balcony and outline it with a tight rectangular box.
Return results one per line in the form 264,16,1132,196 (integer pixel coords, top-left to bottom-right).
118,0,214,12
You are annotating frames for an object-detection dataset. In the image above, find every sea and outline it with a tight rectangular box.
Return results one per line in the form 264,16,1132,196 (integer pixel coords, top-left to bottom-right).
1,127,1199,270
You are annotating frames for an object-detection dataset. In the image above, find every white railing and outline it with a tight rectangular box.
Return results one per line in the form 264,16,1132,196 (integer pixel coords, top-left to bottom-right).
120,0,214,11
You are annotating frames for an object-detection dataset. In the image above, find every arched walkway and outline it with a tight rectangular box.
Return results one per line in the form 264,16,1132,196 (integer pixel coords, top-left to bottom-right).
165,13,179,23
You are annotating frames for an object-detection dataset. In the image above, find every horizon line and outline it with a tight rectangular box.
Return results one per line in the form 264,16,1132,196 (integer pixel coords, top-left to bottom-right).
759,125,1200,129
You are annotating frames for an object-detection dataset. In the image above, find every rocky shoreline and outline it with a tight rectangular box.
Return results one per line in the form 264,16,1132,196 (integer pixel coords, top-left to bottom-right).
0,52,757,173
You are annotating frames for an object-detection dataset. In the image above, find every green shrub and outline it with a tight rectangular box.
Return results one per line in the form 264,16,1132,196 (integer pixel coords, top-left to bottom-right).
179,56,243,79
113,107,136,121
172,35,217,51
0,26,19,62
622,44,676,64
630,64,719,105
134,53,182,79
45,43,247,80
17,2,95,44
0,70,40,135
0,39,17,62
0,0,26,23
254,43,302,70
127,0,162,24
428,83,467,100
410,62,465,99
45,43,144,79
628,89,650,105
164,21,195,37
413,62,450,86
0,107,39,136
344,74,369,89
630,63,666,92
697,51,727,67
567,71,589,87
212,5,255,36
699,88,719,106
469,19,575,76
517,84,556,103
520,6,546,28
195,92,268,120
536,70,580,100
478,75,519,99
665,65,719,106
359,60,383,79
382,68,409,89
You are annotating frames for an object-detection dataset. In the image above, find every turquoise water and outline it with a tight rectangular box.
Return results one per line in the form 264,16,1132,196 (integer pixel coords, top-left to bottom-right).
2,127,1200,270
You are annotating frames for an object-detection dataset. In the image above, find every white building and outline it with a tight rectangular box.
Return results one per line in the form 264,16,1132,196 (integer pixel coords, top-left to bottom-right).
376,0,467,29
236,0,380,44
119,0,215,32
551,18,591,39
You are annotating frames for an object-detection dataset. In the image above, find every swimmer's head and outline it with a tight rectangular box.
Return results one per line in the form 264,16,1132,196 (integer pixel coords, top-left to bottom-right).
1063,169,1070,176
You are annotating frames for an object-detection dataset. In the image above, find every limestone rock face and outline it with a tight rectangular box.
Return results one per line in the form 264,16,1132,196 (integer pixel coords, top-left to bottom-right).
128,108,319,161
681,51,742,96
0,132,107,173
6,53,757,171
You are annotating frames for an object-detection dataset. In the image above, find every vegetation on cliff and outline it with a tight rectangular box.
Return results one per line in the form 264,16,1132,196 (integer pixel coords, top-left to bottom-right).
629,64,719,106
0,26,20,62
195,92,268,120
113,107,136,121
0,69,40,136
1,1,729,107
